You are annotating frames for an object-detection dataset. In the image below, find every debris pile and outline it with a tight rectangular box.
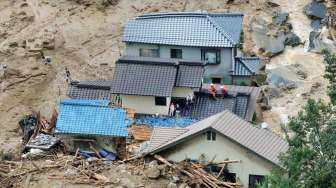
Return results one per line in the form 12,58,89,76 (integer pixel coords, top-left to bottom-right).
153,155,242,188
0,155,113,187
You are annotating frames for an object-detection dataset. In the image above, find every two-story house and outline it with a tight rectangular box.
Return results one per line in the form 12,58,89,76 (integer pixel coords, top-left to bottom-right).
122,11,260,85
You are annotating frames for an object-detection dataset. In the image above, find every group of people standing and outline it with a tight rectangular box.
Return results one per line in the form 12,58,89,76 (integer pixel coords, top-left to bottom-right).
169,94,194,117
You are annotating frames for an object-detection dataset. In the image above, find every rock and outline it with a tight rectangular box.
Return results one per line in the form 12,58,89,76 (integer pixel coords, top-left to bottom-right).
267,66,300,90
309,28,336,52
304,1,327,19
148,160,158,168
178,183,190,188
167,182,178,188
296,70,307,79
171,176,180,183
311,19,322,30
144,167,161,179
266,0,280,7
260,103,272,110
285,33,301,47
272,12,289,26
251,17,287,56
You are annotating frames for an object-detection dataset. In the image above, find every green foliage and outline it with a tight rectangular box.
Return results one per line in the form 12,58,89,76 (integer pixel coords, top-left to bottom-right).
259,99,336,188
323,49,336,104
0,150,13,161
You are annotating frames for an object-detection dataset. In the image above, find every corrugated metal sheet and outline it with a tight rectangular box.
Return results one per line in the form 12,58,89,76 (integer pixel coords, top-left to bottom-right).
123,12,243,47
55,99,128,137
147,110,288,166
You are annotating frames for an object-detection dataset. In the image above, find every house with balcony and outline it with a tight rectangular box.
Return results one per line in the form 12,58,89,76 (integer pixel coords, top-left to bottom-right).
122,11,260,85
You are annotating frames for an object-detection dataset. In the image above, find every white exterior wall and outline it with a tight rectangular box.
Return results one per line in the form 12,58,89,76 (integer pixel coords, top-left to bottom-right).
160,132,275,188
171,87,195,98
120,94,170,115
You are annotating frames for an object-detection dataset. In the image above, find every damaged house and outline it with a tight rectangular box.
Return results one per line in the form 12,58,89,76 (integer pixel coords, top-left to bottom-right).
145,110,288,188
55,99,128,159
123,11,260,85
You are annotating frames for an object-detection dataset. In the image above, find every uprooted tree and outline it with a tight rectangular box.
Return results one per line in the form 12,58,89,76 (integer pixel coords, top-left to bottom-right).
258,51,336,188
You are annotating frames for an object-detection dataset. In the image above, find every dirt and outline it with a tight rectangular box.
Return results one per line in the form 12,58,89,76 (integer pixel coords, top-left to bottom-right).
262,0,329,133
0,0,332,186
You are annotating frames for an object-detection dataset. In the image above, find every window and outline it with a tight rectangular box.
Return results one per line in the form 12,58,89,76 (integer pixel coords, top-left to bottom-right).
139,48,159,57
202,49,221,64
248,175,265,188
170,49,182,59
212,77,222,84
155,97,167,106
206,130,216,141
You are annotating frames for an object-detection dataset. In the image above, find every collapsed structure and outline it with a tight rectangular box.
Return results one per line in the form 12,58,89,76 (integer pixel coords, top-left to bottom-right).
145,111,288,188
55,99,128,159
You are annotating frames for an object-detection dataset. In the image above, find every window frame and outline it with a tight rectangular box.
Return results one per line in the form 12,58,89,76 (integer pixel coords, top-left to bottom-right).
201,49,221,65
170,48,183,59
248,174,265,188
211,77,222,84
206,130,216,141
155,97,167,106
139,48,159,57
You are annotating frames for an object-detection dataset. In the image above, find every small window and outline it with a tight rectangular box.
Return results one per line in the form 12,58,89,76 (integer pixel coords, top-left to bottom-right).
155,97,167,106
248,175,265,188
202,49,221,64
212,78,221,84
139,48,159,57
206,131,216,141
170,49,182,59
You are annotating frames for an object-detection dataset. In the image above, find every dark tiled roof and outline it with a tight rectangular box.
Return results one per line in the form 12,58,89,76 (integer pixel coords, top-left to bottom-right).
110,56,204,96
68,81,112,100
232,57,260,76
123,12,243,47
110,59,177,97
186,84,260,121
146,110,288,166
176,64,204,88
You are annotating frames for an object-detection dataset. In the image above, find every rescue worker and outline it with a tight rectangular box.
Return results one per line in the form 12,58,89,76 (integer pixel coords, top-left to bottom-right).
208,83,217,100
221,85,229,98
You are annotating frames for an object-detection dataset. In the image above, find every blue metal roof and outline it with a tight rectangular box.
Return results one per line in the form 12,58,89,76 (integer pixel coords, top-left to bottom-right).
123,12,243,48
56,100,128,137
232,57,260,76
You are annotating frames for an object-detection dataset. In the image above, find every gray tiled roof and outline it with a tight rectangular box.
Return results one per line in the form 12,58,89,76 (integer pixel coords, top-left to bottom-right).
147,110,288,166
186,84,260,121
176,64,204,88
110,56,204,97
123,12,243,47
232,57,260,76
68,81,112,100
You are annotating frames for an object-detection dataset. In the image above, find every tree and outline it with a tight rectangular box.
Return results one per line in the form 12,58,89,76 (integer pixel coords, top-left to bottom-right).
323,49,336,105
259,50,336,188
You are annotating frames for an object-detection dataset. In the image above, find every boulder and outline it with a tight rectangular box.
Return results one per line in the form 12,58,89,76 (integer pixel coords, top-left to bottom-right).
285,33,301,47
144,167,161,179
304,1,327,19
167,182,178,188
272,12,289,26
308,29,336,52
267,66,301,90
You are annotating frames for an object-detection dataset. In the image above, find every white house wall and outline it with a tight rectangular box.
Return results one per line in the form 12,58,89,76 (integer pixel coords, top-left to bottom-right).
120,94,170,115
171,87,195,98
159,132,275,188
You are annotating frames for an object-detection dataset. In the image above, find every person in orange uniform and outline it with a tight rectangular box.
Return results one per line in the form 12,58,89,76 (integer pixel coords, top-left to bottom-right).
221,85,229,98
208,83,217,99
